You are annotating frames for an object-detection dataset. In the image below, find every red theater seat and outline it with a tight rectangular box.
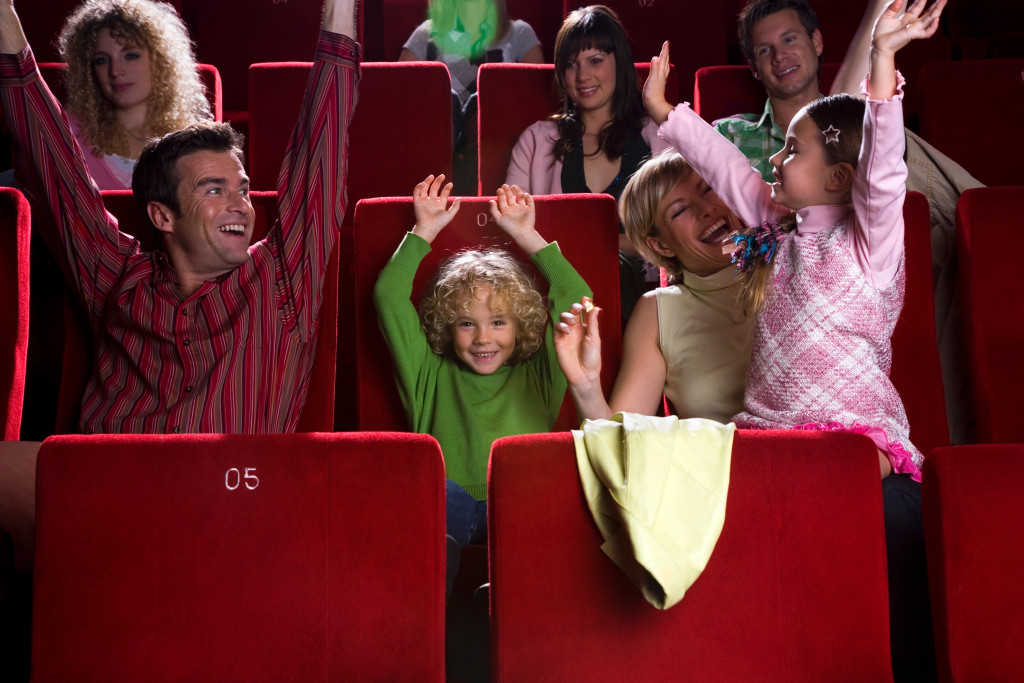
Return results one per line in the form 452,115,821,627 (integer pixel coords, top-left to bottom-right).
380,0,429,61
920,59,1024,186
54,190,339,434
187,0,326,116
891,191,949,457
31,432,445,681
955,186,1024,443
352,193,622,431
247,61,452,197
559,0,728,100
488,430,893,681
477,62,677,196
0,189,30,440
38,62,223,122
693,63,839,124
923,444,1024,682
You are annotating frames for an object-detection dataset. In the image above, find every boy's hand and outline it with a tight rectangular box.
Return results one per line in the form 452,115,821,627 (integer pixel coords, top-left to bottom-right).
411,174,461,244
489,184,548,255
554,298,603,389
643,41,674,125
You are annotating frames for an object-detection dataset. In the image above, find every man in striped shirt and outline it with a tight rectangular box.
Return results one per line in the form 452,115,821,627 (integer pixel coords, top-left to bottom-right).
0,0,359,607
0,0,359,435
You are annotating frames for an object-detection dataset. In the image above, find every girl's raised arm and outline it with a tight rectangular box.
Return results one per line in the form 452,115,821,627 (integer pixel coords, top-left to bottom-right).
868,0,946,100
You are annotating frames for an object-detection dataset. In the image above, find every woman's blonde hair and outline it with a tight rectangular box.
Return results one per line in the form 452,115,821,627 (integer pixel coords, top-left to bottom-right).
419,249,548,366
619,152,695,281
59,0,211,158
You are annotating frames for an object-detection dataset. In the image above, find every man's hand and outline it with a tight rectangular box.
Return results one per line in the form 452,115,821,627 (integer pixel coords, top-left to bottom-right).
0,2,29,54
643,41,674,126
411,174,461,244
489,184,547,255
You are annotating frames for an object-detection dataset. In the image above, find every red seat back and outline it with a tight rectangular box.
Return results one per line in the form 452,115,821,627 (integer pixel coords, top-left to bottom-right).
955,186,1024,443
477,62,677,196
488,429,892,681
920,59,1024,186
0,189,30,440
693,63,840,124
247,61,452,197
891,191,949,457
55,190,338,434
32,432,445,681
187,0,326,115
353,193,622,432
923,444,1024,682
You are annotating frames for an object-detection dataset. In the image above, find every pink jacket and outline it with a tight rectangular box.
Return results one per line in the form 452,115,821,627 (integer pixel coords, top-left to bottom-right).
505,117,670,194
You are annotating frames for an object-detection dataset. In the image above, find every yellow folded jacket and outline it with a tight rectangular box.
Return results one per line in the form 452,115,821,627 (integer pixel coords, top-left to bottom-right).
573,413,734,609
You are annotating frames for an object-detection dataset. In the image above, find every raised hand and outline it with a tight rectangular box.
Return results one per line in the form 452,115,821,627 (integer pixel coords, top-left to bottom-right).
411,174,461,244
489,184,548,255
554,298,603,392
872,0,946,56
642,41,673,125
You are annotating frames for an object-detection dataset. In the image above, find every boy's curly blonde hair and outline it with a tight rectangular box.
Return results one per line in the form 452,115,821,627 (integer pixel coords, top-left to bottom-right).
419,249,549,366
58,0,211,158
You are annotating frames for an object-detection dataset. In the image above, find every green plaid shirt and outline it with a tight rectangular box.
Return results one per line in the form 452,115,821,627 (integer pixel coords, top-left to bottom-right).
711,99,785,183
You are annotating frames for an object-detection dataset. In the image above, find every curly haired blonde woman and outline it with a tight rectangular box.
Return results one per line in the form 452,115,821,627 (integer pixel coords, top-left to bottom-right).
59,0,210,188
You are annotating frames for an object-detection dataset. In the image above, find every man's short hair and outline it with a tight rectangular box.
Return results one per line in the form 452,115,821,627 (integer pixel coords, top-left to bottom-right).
737,0,820,65
132,122,245,222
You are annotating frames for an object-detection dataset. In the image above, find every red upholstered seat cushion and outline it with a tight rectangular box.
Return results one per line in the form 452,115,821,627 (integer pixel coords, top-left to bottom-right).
488,429,893,681
956,186,1024,443
920,59,1024,186
891,191,949,457
32,432,445,681
923,445,1024,681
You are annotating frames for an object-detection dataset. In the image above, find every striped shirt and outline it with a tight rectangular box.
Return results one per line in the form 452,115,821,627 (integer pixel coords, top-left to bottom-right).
0,32,359,434
712,97,822,183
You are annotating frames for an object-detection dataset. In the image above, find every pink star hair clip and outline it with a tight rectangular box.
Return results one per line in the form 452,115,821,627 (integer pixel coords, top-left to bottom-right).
821,125,841,144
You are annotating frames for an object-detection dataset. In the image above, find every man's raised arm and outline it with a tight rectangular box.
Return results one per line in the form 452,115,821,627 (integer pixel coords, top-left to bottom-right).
273,0,359,341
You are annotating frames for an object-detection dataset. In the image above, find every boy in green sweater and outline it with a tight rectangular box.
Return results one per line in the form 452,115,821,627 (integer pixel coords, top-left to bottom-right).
374,174,592,595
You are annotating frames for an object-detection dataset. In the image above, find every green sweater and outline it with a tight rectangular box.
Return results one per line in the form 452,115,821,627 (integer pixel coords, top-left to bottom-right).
374,233,592,500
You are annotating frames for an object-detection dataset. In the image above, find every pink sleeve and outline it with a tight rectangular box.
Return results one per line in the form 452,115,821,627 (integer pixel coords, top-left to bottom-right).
505,120,560,195
657,104,783,229
850,74,907,288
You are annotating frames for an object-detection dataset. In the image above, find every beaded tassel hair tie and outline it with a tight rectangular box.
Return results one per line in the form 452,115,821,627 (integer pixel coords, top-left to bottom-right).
727,221,785,272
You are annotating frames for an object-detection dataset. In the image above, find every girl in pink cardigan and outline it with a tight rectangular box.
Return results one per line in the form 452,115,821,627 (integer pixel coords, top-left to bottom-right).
643,1,946,679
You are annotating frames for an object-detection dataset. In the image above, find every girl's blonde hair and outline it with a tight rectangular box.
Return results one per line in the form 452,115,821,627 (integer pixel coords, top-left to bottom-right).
419,249,548,365
619,151,695,281
59,0,211,158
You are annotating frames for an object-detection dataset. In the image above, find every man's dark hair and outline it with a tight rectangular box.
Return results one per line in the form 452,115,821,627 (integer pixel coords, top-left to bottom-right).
737,0,821,66
132,121,245,222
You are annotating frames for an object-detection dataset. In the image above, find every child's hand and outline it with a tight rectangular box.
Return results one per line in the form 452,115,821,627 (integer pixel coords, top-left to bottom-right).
642,41,674,126
871,0,946,57
411,174,461,244
554,298,602,389
489,184,548,255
